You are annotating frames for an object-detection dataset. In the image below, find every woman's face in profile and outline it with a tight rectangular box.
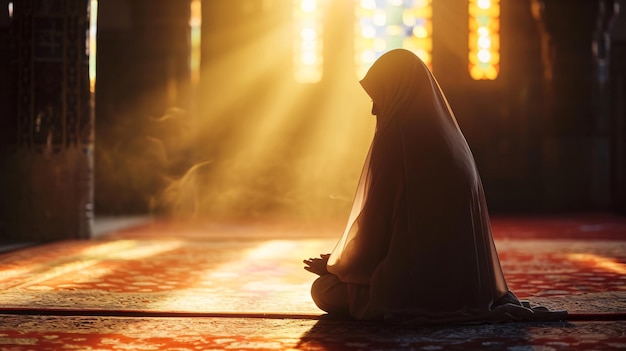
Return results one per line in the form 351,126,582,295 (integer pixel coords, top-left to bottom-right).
371,102,379,116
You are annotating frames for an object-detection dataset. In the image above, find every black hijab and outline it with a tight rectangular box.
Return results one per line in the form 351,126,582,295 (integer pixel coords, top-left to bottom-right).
327,49,509,320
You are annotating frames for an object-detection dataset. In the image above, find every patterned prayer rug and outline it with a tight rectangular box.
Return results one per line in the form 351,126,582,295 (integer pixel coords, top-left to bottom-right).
0,216,625,350
1,315,626,350
0,217,625,315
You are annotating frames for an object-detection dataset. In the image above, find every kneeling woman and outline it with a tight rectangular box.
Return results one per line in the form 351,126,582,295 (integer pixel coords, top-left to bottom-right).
304,49,564,323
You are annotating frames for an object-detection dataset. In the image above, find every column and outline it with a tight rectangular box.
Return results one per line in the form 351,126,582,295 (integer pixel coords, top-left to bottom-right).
1,0,94,240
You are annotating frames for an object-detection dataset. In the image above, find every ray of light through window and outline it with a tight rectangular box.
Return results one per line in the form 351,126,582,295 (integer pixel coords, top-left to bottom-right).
567,253,626,275
469,0,500,80
355,0,432,79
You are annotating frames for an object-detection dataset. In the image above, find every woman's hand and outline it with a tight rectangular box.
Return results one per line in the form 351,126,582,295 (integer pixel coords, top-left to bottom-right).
303,253,330,276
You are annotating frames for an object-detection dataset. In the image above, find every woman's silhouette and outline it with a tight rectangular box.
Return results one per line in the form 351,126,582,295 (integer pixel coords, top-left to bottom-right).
304,49,565,323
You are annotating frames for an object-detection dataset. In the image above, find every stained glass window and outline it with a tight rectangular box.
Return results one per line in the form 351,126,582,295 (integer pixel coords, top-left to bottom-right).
355,0,432,79
469,0,500,80
190,0,202,86
293,0,325,83
293,1,501,83
88,0,97,93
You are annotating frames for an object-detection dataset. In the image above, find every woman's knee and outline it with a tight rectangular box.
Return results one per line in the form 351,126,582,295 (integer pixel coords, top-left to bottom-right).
311,274,349,315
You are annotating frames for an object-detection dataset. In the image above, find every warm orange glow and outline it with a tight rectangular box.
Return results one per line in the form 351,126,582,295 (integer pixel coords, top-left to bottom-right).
1,241,183,290
147,240,333,312
125,0,374,219
0,267,31,286
293,0,325,83
469,0,500,80
567,253,626,275
355,0,432,79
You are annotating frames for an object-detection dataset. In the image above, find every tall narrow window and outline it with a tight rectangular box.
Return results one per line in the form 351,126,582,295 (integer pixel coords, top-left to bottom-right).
293,0,325,83
355,0,432,79
469,0,500,80
88,0,98,93
190,0,202,86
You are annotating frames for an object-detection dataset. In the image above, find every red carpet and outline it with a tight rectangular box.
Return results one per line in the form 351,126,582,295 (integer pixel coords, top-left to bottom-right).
0,315,625,350
0,215,624,349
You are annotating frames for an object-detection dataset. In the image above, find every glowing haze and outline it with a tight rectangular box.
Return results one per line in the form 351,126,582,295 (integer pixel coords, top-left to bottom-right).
151,1,374,222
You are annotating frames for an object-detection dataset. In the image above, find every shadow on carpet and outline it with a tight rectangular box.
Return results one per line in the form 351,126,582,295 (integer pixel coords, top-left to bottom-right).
0,315,625,350
0,216,625,350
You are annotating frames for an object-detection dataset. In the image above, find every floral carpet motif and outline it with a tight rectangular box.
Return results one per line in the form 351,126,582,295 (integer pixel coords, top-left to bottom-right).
0,238,328,314
0,216,625,350
0,237,624,314
0,315,625,350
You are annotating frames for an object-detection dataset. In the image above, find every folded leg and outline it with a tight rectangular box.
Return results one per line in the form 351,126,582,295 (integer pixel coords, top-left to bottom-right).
311,274,350,316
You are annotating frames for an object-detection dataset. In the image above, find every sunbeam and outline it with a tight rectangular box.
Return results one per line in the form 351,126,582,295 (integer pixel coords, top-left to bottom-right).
153,4,375,220
567,253,626,275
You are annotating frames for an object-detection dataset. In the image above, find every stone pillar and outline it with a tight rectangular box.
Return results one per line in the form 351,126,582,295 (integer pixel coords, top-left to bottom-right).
0,1,11,150
610,0,626,214
591,0,620,208
129,0,190,116
1,0,94,240
537,0,612,211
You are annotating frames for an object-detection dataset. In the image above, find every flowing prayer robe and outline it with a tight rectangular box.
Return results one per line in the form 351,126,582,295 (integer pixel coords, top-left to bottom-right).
325,49,562,322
